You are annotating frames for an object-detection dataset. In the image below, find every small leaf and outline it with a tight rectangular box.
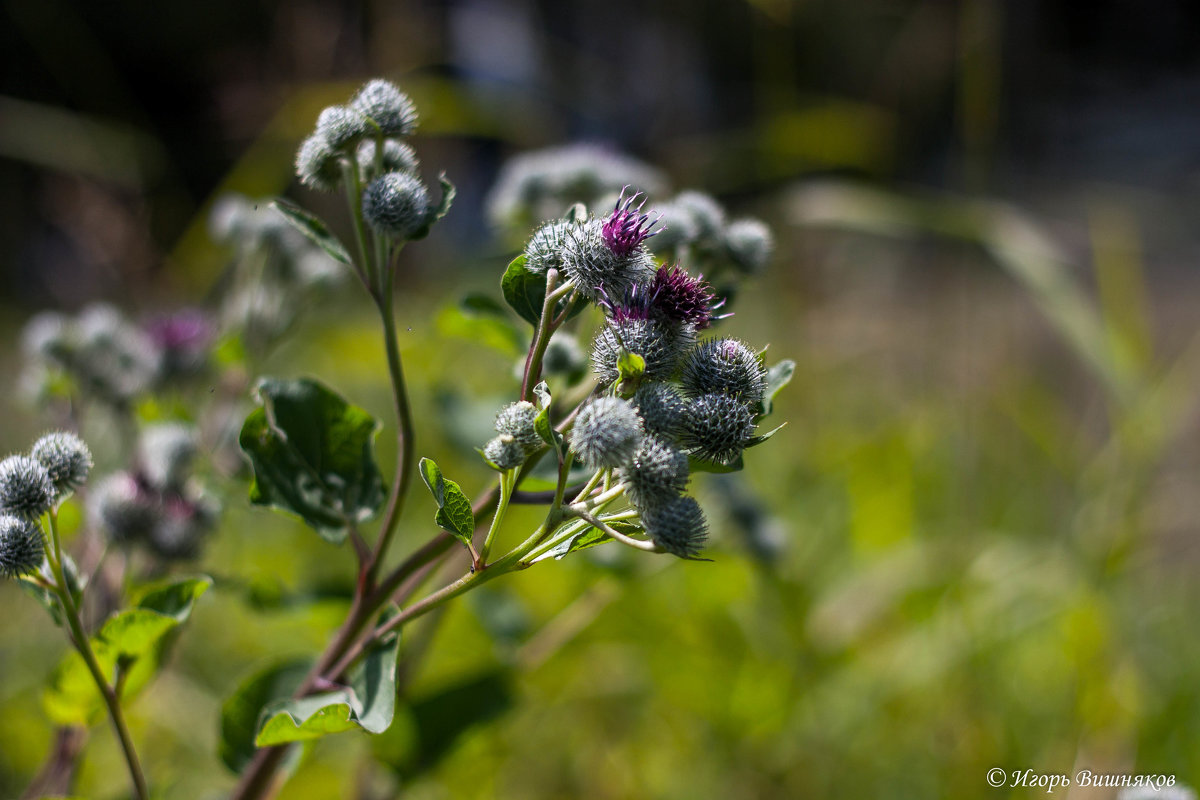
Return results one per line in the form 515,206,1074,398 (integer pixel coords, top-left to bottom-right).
530,381,561,452
757,359,795,418
616,349,645,382
272,200,351,266
409,174,456,241
418,458,476,548
239,377,386,544
44,577,211,725
254,625,400,746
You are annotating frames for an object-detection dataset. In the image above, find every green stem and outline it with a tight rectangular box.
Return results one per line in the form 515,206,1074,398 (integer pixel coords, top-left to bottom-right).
366,266,417,585
479,470,514,566
521,268,562,402
341,161,373,289
45,511,149,800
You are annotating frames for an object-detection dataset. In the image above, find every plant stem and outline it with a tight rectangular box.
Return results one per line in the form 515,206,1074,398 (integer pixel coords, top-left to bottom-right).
567,508,659,552
479,470,514,566
341,162,373,289
521,268,562,402
45,511,149,800
366,265,417,585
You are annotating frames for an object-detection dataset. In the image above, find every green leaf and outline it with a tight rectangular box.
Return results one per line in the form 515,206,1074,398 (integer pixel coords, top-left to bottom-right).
418,458,476,549
220,659,311,773
531,381,561,453
616,349,646,382
239,377,386,545
529,525,614,563
254,626,400,746
501,254,586,328
409,173,456,241
435,293,525,356
44,576,211,725
272,199,351,266
500,254,544,327
757,359,795,417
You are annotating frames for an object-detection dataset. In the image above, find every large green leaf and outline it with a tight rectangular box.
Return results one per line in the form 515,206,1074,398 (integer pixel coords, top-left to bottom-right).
418,458,475,550
220,660,311,773
254,626,400,746
44,576,211,725
239,377,386,544
272,199,351,266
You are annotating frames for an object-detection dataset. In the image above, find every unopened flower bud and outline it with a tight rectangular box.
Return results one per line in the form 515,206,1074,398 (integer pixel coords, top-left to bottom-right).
0,513,43,577
680,338,766,406
591,317,692,386
484,435,526,470
495,401,541,451
640,495,707,557
350,79,418,137
295,134,343,192
617,437,688,510
31,432,92,499
631,382,687,441
682,392,756,464
571,397,642,469
0,455,55,519
315,105,370,151
356,138,419,177
524,219,579,276
363,171,431,240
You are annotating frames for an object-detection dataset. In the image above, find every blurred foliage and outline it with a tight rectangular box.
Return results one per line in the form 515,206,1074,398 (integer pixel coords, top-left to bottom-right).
2,0,1200,798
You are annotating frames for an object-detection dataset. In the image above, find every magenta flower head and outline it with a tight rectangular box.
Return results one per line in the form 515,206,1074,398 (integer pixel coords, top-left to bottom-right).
601,187,660,257
648,264,727,330
602,265,728,332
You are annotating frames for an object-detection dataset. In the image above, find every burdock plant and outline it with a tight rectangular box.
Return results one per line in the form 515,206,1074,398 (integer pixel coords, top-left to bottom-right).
221,77,791,800
4,76,790,800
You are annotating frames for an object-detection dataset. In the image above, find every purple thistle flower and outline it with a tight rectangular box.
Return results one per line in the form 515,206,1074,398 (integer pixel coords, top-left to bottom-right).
601,187,660,257
647,264,727,330
598,264,728,330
